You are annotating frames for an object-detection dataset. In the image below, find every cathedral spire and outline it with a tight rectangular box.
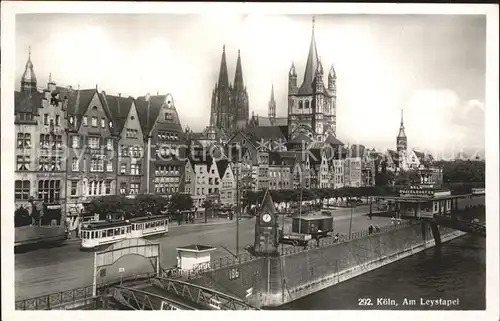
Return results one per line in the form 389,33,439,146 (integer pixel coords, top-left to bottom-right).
217,45,229,88
268,84,276,119
21,46,37,94
397,109,407,152
233,49,244,91
299,16,320,95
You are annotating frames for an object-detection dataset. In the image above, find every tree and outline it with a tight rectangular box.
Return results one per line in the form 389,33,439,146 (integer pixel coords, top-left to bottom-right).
202,199,213,223
395,169,420,186
15,206,31,227
169,193,194,213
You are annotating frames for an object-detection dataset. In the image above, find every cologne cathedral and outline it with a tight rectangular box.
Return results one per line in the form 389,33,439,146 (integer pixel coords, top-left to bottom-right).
209,45,249,137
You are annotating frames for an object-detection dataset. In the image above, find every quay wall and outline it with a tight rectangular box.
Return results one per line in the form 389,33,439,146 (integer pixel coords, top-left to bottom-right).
190,222,466,308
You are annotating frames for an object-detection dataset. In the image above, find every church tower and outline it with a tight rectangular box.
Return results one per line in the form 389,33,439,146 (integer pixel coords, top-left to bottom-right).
268,85,276,125
287,17,337,142
210,45,232,134
232,49,249,131
396,109,407,152
21,46,37,94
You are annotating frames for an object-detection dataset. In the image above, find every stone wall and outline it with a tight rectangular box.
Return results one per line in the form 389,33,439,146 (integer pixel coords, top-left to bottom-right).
189,221,465,309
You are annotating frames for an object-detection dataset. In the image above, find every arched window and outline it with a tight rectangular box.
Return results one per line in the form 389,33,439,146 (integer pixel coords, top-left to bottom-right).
305,100,310,109
298,101,303,109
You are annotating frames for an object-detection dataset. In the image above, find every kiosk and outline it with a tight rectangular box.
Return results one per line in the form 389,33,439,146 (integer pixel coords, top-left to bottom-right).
176,244,216,270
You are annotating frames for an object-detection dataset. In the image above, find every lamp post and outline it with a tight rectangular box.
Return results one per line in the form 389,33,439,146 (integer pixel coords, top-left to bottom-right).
298,172,303,234
348,202,354,239
235,162,240,257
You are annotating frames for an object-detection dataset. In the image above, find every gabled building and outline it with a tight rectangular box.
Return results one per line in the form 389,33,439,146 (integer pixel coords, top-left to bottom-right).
104,94,145,196
136,93,185,196
268,152,293,190
65,86,118,217
216,160,236,208
15,51,68,223
344,157,362,187
184,156,221,213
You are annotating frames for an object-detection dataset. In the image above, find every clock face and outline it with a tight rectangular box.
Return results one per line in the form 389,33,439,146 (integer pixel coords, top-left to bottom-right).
262,214,272,223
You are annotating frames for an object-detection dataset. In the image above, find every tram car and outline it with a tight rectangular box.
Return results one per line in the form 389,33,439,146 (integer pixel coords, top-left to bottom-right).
80,215,169,250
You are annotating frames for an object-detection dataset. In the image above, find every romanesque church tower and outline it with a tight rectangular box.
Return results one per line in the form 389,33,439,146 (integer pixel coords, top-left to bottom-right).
287,17,337,142
210,46,249,136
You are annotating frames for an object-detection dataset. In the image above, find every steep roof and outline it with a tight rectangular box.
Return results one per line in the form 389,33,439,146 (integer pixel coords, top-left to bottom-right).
288,133,312,144
254,116,288,127
216,159,230,179
243,126,286,142
66,88,100,117
298,18,320,95
325,135,344,146
14,90,42,114
134,97,159,136
101,94,134,135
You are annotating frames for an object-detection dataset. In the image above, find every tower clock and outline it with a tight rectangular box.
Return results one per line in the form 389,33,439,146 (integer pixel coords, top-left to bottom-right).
253,190,279,256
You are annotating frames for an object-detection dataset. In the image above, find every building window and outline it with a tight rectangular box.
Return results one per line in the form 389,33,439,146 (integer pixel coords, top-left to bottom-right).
16,155,30,171
70,181,78,196
88,137,100,149
90,157,104,172
305,100,310,109
55,135,62,149
101,118,105,128
130,164,140,175
72,158,79,171
120,145,129,157
44,114,49,125
83,116,88,126
72,136,80,148
40,134,50,149
130,146,142,157
298,101,303,109
105,181,111,194
126,129,138,139
17,133,31,149
15,180,30,200
106,138,113,150
164,113,173,121
106,162,113,172
130,183,139,194
55,115,60,126
38,180,61,202
91,116,98,127
120,163,127,174
120,182,127,195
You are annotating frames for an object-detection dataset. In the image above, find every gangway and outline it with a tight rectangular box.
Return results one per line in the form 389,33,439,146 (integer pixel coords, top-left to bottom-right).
111,285,196,310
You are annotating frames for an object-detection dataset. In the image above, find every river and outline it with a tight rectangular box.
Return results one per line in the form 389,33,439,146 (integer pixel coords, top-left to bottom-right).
280,234,486,310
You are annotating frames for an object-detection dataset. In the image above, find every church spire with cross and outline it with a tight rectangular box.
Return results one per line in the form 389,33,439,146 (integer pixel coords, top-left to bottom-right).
396,109,408,152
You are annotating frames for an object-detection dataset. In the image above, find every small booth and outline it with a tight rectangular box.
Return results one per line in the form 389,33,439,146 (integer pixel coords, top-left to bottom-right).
384,186,468,219
176,244,216,270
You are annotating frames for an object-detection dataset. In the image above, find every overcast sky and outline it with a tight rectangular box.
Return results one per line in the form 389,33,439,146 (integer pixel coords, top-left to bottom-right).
15,14,486,155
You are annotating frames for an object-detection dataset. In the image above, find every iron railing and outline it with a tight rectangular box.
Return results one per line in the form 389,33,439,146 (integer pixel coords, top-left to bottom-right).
153,277,259,310
15,285,94,310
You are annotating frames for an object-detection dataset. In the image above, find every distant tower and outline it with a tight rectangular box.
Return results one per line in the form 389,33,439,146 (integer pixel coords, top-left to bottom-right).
268,84,276,124
232,49,249,131
396,109,407,152
21,46,37,94
210,45,232,133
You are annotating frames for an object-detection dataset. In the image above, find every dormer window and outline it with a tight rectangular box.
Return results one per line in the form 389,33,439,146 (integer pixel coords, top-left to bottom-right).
83,116,88,126
91,116,98,127
164,113,173,121
101,118,105,128
109,121,113,128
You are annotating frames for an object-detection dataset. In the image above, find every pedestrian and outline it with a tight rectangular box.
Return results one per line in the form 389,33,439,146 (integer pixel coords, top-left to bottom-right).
375,225,380,233
391,216,396,225
316,235,320,247
368,225,374,235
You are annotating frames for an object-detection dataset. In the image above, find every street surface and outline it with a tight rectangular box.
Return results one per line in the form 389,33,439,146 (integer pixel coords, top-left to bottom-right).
15,196,484,300
15,205,387,300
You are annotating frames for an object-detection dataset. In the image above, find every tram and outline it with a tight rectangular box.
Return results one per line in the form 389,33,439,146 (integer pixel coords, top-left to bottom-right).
80,215,169,250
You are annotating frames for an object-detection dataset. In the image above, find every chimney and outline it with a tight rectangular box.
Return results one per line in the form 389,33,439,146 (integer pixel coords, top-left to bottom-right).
145,93,151,102
118,93,121,97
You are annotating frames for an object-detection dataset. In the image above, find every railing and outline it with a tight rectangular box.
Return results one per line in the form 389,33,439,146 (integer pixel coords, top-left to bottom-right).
191,252,260,275
15,272,157,310
280,220,414,256
153,277,259,310
15,285,94,310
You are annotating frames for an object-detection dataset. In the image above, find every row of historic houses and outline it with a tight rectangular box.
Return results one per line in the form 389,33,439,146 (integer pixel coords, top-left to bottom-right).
14,52,185,219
